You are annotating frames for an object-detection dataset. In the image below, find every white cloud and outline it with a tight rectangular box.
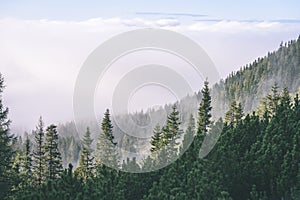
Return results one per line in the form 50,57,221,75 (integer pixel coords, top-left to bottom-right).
155,19,180,27
187,20,284,33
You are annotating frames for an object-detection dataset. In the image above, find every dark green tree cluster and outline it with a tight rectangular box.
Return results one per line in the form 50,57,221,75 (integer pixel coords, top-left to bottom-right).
1,78,300,200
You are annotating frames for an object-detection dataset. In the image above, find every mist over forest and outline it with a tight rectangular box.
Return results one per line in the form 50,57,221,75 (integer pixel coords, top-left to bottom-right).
52,36,300,168
1,30,300,199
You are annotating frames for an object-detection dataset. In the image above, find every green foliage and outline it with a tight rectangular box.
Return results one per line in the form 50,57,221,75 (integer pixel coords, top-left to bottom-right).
181,114,195,153
24,137,33,181
225,100,244,125
77,127,94,180
213,38,300,118
96,109,120,169
3,86,300,200
150,124,162,153
0,73,15,199
2,36,300,199
44,124,63,180
159,104,183,163
32,116,46,185
197,79,212,134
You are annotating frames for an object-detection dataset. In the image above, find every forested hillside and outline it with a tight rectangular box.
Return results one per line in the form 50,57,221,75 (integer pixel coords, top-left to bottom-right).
0,36,300,199
56,36,300,168
211,35,300,117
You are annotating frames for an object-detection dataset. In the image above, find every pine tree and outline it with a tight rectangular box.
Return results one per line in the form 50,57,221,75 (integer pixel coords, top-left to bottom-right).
96,109,119,169
280,87,291,108
150,124,162,153
0,74,14,199
44,124,63,180
225,100,237,124
160,104,183,162
192,80,213,160
235,102,244,122
266,82,280,116
24,136,32,182
32,116,45,185
14,135,33,189
182,114,195,152
197,79,212,134
225,101,244,125
78,127,94,180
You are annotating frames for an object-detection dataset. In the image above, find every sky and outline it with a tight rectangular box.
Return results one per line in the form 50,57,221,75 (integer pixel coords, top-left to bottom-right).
1,0,300,132
0,0,300,21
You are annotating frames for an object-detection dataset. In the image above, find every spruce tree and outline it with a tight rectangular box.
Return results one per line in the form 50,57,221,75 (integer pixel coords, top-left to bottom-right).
235,102,243,122
44,124,63,180
225,100,236,124
225,101,244,125
32,116,45,185
266,82,280,116
191,80,213,161
96,109,119,169
182,114,195,152
0,74,14,199
160,104,183,162
24,136,32,182
197,79,212,134
280,87,291,108
150,124,162,153
78,127,94,179
14,135,33,188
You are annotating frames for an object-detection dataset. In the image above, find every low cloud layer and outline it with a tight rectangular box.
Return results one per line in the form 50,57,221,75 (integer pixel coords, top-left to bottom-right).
0,17,300,132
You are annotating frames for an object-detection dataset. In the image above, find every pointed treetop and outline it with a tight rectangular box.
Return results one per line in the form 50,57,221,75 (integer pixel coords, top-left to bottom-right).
197,79,212,134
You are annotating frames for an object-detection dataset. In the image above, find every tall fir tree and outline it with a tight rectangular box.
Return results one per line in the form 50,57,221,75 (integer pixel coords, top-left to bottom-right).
182,114,195,152
77,127,94,180
160,104,183,163
197,79,212,134
32,116,45,185
225,100,237,124
96,109,119,169
280,87,291,108
44,124,63,180
266,82,280,116
150,124,162,153
14,135,33,189
0,73,14,199
23,136,32,183
190,80,213,161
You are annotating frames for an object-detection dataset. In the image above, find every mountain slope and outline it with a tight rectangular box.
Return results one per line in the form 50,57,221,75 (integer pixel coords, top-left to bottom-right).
211,35,300,117
58,35,300,166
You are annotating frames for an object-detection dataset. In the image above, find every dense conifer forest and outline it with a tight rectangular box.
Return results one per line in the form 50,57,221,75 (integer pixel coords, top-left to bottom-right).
0,36,300,199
